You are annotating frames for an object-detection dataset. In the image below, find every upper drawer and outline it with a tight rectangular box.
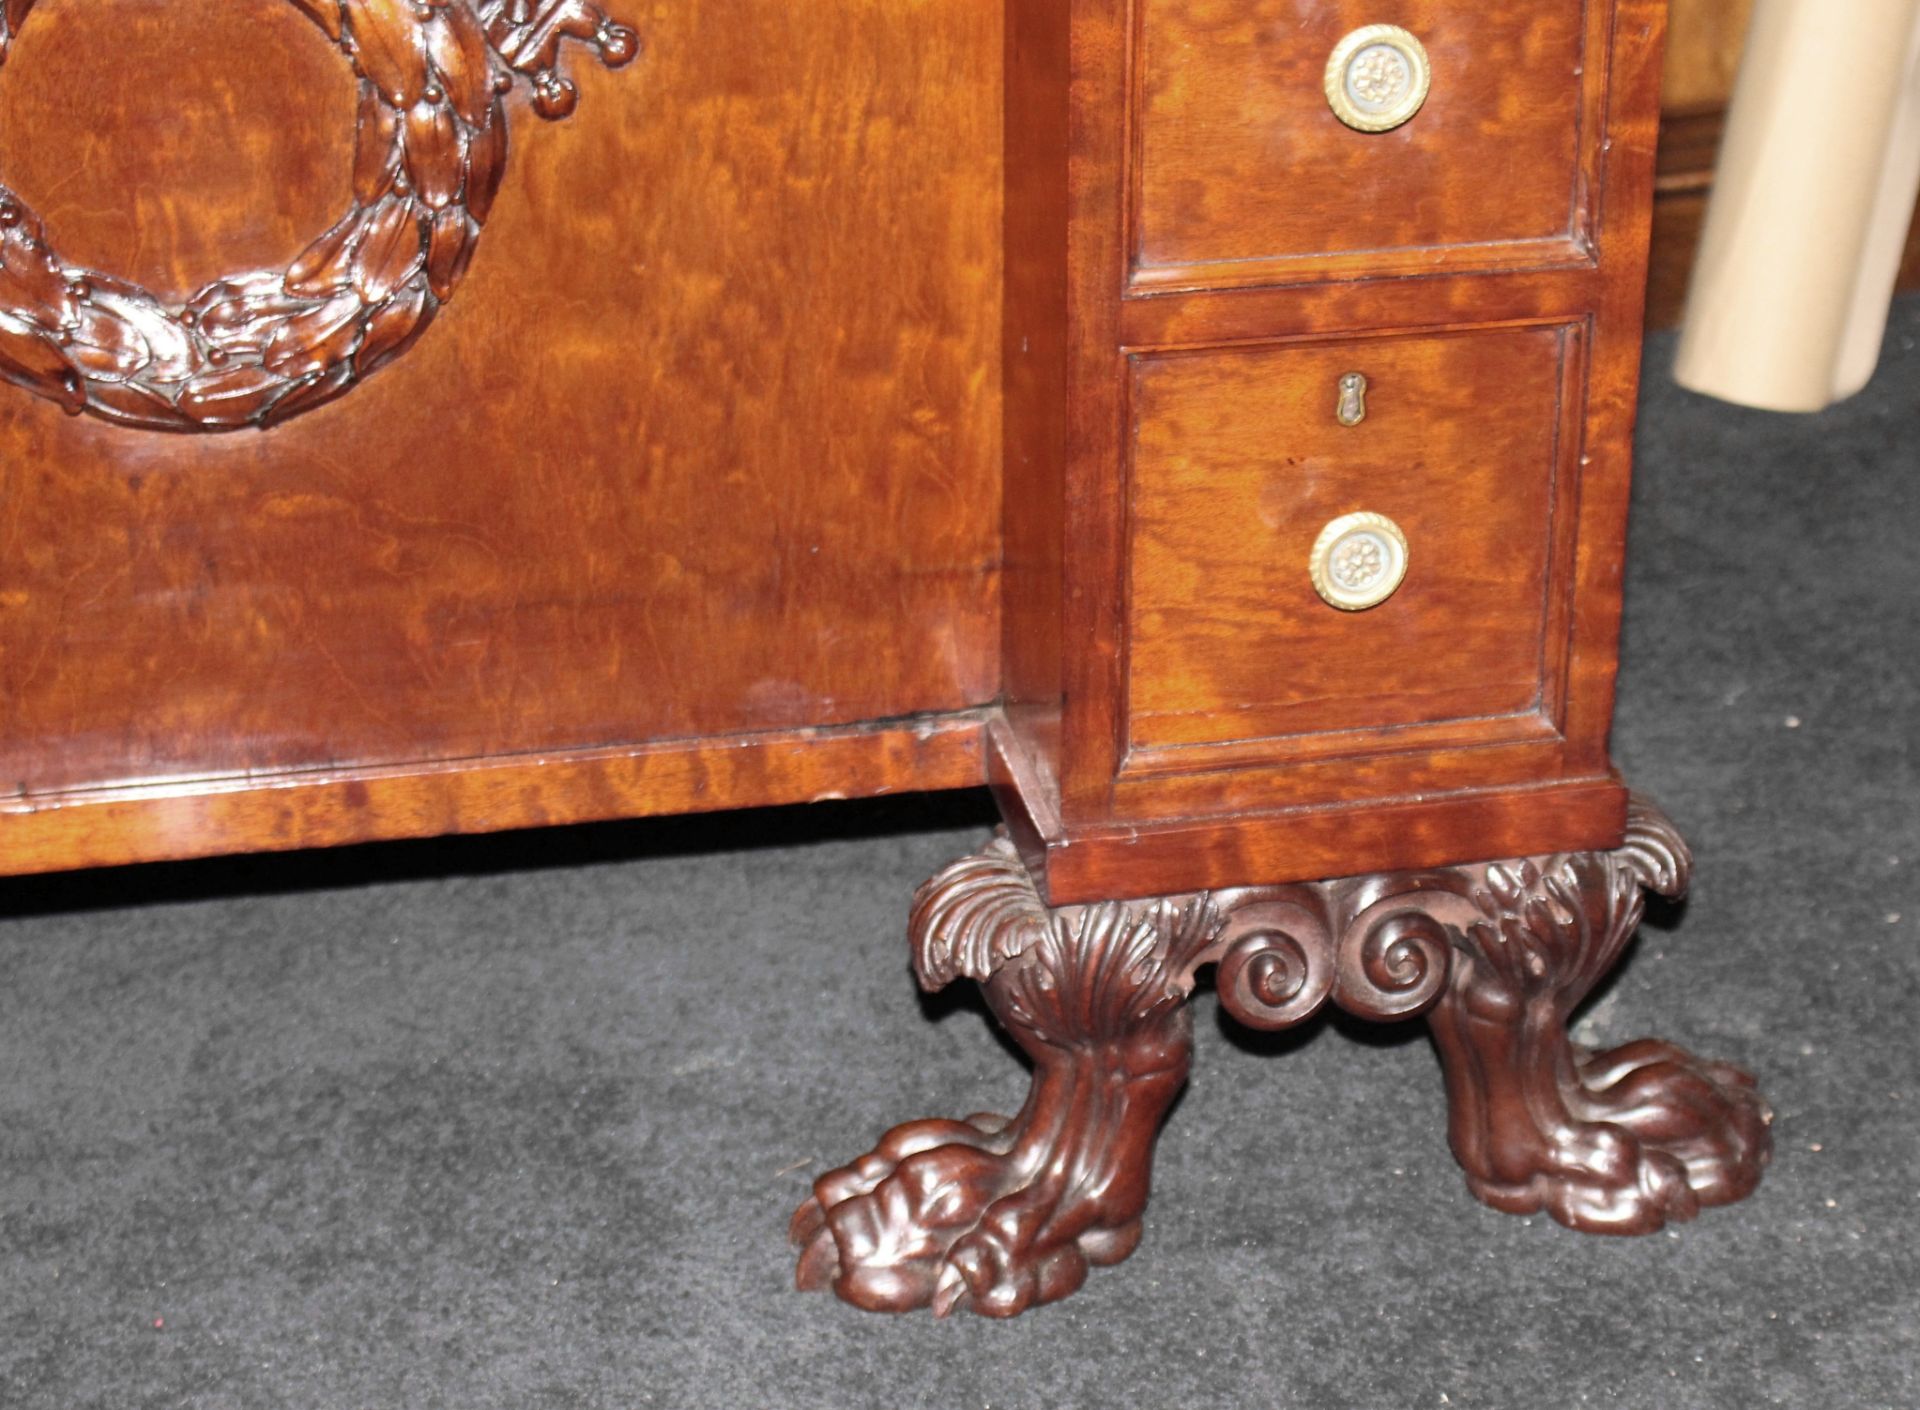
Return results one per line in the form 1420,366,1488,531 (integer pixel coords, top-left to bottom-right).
1130,0,1606,289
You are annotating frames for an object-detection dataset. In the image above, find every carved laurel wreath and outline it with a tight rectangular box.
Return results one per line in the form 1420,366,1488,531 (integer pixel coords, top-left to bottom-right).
0,0,637,432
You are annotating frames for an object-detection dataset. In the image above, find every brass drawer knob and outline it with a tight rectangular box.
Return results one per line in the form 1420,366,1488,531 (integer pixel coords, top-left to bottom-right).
1310,511,1409,611
1325,25,1431,134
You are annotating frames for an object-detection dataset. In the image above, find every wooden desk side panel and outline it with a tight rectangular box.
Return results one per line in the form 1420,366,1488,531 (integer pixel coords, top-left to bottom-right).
1000,0,1072,794
0,1,1004,814
997,0,1667,898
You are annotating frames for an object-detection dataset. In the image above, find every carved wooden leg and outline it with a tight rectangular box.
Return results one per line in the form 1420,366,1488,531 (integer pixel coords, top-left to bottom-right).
1425,799,1773,1233
792,833,1457,1316
797,799,1771,1316
791,840,1223,1317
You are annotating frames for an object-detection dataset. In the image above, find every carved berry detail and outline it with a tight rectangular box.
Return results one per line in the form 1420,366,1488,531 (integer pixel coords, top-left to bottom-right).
0,0,640,431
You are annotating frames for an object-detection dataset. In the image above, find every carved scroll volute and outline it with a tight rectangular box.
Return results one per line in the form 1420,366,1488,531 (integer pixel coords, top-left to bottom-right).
0,0,639,432
1333,899,1455,1021
1205,884,1456,1030
1209,893,1336,1031
798,800,1768,1317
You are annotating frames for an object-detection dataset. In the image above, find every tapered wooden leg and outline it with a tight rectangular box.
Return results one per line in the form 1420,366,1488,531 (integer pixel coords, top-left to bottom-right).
1425,799,1773,1233
791,840,1222,1317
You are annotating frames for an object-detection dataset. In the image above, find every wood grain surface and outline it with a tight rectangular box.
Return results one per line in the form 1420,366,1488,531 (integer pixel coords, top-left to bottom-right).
1660,0,1754,110
992,0,1661,900
0,0,655,431
1126,325,1571,751
0,710,989,877
1,0,1674,892
0,0,1003,811
1132,0,1607,288
0,4,356,297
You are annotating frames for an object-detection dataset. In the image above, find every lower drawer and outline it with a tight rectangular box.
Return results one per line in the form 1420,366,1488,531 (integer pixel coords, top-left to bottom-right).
1124,322,1585,769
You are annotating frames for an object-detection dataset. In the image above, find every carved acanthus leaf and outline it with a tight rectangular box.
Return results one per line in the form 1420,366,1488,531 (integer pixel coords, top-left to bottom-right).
908,835,1051,991
802,795,1766,1316
1620,794,1694,899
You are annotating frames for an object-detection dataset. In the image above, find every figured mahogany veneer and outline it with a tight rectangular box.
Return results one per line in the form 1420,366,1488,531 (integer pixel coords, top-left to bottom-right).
0,0,642,431
0,0,1666,910
1131,0,1611,289
0,0,1001,842
0,0,1769,1326
1126,324,1577,754
994,0,1664,904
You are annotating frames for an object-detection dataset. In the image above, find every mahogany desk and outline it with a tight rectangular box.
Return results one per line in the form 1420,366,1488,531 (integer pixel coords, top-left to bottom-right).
0,0,1770,1316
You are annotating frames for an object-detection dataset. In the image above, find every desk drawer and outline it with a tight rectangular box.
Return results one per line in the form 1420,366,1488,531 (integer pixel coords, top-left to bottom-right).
1124,323,1583,763
1132,0,1600,286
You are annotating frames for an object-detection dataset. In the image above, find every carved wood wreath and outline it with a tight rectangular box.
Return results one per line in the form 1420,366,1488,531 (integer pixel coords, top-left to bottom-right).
0,0,638,431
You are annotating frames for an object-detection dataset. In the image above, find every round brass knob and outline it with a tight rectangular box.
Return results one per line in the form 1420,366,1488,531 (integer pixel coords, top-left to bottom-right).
1309,512,1409,611
1325,25,1431,134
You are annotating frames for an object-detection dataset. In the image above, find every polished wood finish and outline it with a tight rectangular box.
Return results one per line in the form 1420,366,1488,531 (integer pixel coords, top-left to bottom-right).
1126,325,1573,751
800,801,1769,1316
1660,0,1754,111
990,714,1629,900
795,835,1217,1317
0,4,357,304
0,0,642,430
0,0,1673,889
0,0,1761,1325
0,711,989,878
1429,801,1771,1232
999,0,1072,776
1133,0,1609,288
0,0,1001,855
998,0,1664,904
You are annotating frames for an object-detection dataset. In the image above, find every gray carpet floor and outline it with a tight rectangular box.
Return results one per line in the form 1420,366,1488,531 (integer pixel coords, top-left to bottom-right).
3,303,1917,1410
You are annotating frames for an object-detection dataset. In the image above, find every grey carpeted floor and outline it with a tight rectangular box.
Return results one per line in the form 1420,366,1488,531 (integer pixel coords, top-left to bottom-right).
3,303,1916,1410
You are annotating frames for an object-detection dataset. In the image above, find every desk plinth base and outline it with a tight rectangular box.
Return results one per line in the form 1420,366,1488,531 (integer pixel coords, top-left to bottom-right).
792,798,1771,1317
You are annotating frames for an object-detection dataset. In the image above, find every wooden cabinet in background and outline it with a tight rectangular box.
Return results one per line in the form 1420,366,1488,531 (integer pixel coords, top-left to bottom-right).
1662,0,1756,110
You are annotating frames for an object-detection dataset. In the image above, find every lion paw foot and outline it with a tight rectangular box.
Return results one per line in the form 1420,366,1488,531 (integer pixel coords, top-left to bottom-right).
791,1112,1138,1317
1472,1039,1772,1234
1573,1038,1773,1210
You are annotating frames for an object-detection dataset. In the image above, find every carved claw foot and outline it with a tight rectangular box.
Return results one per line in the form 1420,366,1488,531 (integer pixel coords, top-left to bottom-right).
1427,799,1773,1234
802,798,1769,1314
790,1087,1163,1317
794,835,1462,1316
793,841,1218,1316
